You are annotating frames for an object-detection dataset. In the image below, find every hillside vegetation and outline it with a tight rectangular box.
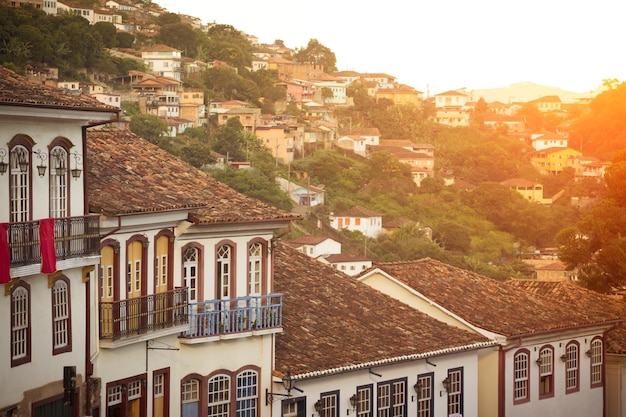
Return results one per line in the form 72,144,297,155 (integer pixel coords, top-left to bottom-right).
2,4,626,285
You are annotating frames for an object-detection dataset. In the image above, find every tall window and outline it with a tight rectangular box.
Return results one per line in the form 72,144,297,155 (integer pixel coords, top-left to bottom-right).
183,247,199,302
181,378,200,417
537,346,554,398
590,338,603,387
52,277,72,354
155,234,170,293
9,144,30,223
319,391,339,417
217,245,231,299
208,374,230,417
513,350,530,404
11,282,31,366
248,243,262,295
446,368,463,416
565,342,580,393
355,385,372,417
236,370,257,417
49,146,68,218
416,373,433,417
377,379,405,417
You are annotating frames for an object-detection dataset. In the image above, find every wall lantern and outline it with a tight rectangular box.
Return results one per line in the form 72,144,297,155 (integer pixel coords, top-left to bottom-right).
33,149,47,177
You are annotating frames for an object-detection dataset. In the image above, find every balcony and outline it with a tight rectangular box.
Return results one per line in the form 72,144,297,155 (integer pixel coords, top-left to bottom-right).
99,288,188,342
8,215,100,268
181,294,283,341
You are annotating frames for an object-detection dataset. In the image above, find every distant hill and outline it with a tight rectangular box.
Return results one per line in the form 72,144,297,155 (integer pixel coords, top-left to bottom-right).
472,81,598,104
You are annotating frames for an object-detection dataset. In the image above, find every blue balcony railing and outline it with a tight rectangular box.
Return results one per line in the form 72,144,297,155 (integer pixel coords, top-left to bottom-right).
183,294,283,338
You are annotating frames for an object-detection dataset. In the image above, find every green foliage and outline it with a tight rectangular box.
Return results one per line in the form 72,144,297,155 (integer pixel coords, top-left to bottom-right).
208,166,293,211
129,114,168,145
156,23,198,57
293,39,337,72
180,142,215,168
93,22,118,48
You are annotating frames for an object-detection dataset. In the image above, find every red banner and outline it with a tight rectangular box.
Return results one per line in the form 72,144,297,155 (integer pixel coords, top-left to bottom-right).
0,223,10,283
39,218,57,274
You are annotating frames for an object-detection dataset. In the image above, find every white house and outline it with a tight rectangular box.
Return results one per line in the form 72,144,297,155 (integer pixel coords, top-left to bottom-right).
87,128,299,417
531,132,568,151
337,135,367,156
273,244,497,417
141,44,183,81
317,253,372,276
284,235,341,258
357,259,618,417
330,206,383,238
0,66,119,416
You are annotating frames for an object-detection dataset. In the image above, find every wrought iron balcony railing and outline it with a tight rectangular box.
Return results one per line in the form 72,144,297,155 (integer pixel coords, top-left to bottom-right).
8,215,101,267
99,288,188,340
183,294,283,338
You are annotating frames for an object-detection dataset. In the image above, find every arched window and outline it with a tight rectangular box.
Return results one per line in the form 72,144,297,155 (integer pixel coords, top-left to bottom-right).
565,341,580,393
216,245,232,300
248,242,263,296
537,345,554,398
9,143,31,223
183,246,199,303
49,145,69,218
236,370,258,417
181,378,201,417
208,374,231,417
11,282,31,366
513,349,530,404
590,337,603,387
52,276,72,354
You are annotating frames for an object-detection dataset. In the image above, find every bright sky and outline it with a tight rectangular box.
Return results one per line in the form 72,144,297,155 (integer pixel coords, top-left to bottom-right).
155,0,625,95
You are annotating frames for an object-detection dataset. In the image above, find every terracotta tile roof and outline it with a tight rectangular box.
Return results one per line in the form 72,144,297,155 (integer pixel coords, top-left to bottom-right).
500,178,541,187
274,244,493,378
286,235,335,246
363,259,619,338
333,206,382,218
0,66,119,114
508,279,626,353
86,128,299,224
321,253,370,263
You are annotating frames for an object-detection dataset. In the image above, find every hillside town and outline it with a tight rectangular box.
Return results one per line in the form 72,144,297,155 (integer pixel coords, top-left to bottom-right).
0,1,624,417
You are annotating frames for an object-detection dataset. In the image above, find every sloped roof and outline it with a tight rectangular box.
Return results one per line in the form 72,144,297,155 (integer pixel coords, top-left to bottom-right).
361,259,619,338
86,128,299,224
274,243,494,377
333,206,382,218
500,178,541,187
508,279,626,353
321,253,370,263
0,66,119,114
286,235,336,246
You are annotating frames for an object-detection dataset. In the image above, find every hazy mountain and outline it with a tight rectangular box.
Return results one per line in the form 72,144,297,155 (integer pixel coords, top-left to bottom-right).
472,81,598,104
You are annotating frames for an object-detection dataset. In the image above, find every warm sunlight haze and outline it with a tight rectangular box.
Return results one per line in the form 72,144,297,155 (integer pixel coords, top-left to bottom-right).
155,0,626,96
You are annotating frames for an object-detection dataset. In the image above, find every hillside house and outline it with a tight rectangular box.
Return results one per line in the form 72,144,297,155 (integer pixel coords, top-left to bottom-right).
531,147,583,175
531,132,568,151
317,253,372,276
330,206,383,238
141,44,183,80
284,235,341,258
500,178,548,204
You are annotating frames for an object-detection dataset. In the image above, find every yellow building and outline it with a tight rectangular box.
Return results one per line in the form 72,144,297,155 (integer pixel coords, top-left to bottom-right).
531,147,583,175
375,84,423,106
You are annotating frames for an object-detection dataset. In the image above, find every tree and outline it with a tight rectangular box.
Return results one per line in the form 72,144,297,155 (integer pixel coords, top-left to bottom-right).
156,23,197,57
129,114,168,145
293,39,337,72
211,117,247,161
93,22,118,48
180,142,215,168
